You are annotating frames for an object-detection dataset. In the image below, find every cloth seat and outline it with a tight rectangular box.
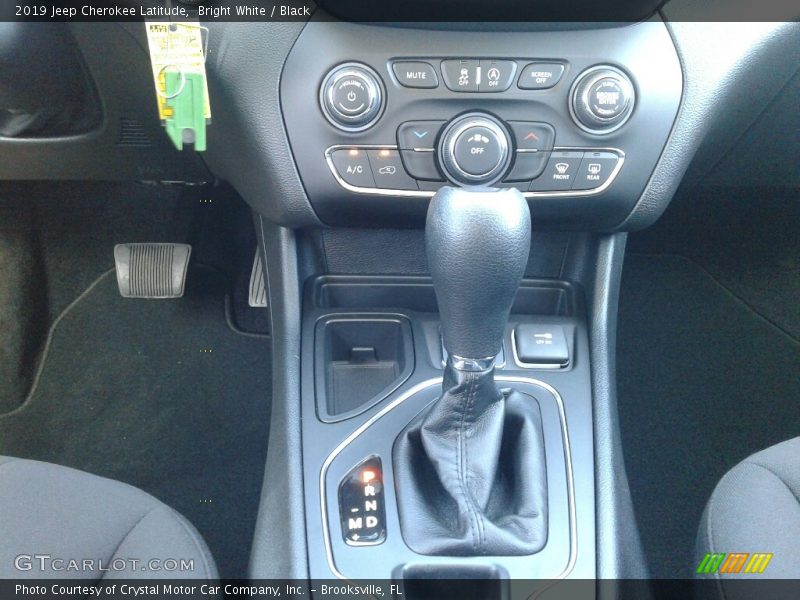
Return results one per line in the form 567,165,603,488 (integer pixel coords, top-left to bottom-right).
696,437,800,592
0,456,218,579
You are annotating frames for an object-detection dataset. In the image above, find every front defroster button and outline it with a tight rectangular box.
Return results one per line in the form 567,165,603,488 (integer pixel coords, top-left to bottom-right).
529,151,583,191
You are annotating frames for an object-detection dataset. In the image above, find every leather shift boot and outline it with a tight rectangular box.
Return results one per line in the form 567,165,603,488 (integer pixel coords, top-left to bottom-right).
393,364,548,556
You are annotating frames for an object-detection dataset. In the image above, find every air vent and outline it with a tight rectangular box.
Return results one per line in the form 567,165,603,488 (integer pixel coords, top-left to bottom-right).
117,118,152,146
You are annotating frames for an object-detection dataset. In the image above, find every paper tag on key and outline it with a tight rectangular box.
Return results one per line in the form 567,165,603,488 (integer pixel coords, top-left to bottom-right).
145,21,211,150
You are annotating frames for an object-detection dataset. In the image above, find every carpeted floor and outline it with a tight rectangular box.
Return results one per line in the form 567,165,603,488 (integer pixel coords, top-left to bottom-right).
617,253,800,578
0,265,271,578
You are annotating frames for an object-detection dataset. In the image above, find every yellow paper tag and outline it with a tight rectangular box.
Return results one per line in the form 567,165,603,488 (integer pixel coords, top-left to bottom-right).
145,21,211,121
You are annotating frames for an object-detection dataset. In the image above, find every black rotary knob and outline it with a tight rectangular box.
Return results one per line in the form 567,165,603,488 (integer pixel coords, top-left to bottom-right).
570,66,635,134
438,113,511,186
320,62,384,132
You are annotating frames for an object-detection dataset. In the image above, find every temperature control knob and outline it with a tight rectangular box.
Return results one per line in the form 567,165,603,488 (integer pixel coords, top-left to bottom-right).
570,66,635,134
438,113,511,186
320,63,384,132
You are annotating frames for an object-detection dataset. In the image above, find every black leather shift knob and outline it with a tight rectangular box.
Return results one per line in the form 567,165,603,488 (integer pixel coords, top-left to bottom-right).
426,186,531,360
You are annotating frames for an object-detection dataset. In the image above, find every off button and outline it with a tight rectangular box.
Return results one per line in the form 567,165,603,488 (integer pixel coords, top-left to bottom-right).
453,126,504,177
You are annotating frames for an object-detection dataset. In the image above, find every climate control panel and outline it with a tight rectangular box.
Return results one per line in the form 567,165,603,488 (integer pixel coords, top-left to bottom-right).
281,21,682,228
325,111,624,197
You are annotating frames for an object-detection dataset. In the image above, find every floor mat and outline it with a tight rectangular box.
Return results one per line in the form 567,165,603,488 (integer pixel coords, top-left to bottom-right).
617,254,800,578
627,188,800,340
0,266,271,578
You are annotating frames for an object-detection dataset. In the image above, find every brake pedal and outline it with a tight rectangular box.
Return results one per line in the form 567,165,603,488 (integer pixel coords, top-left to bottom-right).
114,243,191,299
248,250,268,308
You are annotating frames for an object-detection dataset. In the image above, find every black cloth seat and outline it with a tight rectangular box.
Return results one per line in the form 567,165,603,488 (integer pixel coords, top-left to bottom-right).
696,436,800,589
0,456,218,579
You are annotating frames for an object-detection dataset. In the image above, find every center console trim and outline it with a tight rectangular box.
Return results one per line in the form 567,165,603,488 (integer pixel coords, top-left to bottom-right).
318,375,577,581
324,144,625,198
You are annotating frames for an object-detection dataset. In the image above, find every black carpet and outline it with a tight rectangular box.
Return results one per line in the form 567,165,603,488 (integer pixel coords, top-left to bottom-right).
0,266,271,578
627,188,800,341
617,253,800,578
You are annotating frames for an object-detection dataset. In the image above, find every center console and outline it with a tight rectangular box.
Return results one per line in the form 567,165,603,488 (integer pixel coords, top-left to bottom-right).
266,14,684,592
301,272,596,584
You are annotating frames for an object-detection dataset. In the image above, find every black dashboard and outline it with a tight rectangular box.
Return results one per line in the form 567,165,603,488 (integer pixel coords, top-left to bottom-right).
0,7,798,234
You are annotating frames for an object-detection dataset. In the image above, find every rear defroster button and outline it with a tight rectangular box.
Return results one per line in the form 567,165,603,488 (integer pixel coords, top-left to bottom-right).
573,151,619,190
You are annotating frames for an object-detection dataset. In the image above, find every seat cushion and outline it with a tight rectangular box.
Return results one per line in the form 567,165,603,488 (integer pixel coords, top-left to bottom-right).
696,436,800,584
0,456,218,579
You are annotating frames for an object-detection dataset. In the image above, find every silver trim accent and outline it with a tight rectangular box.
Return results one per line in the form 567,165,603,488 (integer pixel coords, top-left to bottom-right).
319,375,577,582
439,114,511,186
320,63,384,133
449,354,497,372
510,328,568,370
569,65,635,135
324,144,625,199
441,338,506,370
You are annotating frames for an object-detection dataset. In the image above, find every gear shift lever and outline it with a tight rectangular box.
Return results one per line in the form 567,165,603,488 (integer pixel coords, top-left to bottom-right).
426,186,531,368
394,186,548,557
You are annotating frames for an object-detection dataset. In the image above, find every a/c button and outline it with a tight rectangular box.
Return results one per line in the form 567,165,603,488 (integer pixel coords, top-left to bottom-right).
331,149,375,188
